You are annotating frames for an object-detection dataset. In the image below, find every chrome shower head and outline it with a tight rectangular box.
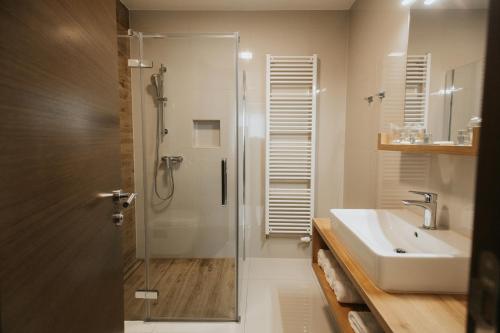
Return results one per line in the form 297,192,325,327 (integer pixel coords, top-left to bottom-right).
151,73,162,98
151,64,167,99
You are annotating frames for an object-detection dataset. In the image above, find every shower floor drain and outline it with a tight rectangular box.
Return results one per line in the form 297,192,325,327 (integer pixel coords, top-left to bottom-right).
394,248,407,254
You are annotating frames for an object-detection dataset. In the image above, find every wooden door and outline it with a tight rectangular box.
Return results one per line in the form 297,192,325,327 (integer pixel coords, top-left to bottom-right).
0,1,124,332
467,1,500,332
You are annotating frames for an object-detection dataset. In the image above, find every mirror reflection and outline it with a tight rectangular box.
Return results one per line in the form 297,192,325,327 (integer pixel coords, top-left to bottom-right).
402,2,489,144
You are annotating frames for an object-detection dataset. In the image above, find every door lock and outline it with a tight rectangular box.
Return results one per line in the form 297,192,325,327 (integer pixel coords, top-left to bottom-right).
112,213,124,226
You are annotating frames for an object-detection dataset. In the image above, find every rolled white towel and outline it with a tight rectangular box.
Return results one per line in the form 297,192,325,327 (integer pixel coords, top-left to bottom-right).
332,277,364,304
318,249,327,268
318,249,336,270
324,259,341,282
323,265,334,285
348,311,384,333
318,249,364,304
324,251,336,270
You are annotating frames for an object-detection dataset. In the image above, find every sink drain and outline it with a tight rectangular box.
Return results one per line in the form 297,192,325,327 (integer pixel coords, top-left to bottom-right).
394,248,407,254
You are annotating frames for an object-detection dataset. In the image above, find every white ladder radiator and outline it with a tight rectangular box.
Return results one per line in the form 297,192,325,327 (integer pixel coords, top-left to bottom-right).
404,54,431,127
265,55,318,236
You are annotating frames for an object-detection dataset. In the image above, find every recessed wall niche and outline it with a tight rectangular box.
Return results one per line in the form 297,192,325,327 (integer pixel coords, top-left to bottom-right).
192,119,221,148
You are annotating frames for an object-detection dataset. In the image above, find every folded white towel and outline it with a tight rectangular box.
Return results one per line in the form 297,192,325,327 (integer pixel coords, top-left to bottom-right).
348,311,384,333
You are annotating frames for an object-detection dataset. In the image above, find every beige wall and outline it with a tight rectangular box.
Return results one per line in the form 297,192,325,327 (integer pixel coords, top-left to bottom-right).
408,10,488,140
129,4,480,262
130,11,350,258
428,155,477,237
344,1,410,208
345,1,479,237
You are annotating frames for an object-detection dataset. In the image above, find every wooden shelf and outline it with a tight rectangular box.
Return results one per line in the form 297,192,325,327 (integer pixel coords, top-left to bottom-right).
312,218,467,333
378,127,480,156
312,224,368,333
312,263,368,333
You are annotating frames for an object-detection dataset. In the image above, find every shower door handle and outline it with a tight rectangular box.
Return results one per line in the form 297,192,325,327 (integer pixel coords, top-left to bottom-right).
221,159,227,206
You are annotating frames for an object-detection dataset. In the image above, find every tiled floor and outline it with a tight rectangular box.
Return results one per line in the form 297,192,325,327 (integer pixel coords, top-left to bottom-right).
125,258,336,333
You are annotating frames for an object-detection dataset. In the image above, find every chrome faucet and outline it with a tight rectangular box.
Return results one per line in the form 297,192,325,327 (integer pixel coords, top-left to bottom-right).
402,191,438,230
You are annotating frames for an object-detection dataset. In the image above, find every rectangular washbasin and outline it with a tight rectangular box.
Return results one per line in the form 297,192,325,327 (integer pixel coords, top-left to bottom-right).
329,209,471,293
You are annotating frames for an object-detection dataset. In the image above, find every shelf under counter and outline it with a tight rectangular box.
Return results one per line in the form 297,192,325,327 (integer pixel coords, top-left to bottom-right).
312,263,368,333
312,218,467,333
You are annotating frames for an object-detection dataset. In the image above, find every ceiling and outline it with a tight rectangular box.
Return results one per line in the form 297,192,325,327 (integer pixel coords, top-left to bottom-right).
412,0,489,9
121,0,356,11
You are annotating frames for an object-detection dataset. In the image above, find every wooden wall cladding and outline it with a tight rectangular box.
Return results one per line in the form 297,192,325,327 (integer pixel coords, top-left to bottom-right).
0,1,124,332
116,0,139,282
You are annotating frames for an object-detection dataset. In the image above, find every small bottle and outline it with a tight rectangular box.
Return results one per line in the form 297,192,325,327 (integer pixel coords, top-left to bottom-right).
457,129,468,145
465,127,473,145
423,130,432,144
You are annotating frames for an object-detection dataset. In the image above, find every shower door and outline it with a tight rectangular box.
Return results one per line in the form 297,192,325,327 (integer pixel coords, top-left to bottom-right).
128,32,240,321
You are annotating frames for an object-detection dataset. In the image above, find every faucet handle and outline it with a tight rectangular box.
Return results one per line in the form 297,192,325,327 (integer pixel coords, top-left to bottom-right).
409,190,438,202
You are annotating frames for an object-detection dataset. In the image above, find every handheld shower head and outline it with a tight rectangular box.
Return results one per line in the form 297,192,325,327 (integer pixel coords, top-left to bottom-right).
151,64,167,100
151,73,162,98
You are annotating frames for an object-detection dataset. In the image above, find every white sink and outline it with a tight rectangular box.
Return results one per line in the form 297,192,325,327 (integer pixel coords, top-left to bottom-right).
329,209,471,293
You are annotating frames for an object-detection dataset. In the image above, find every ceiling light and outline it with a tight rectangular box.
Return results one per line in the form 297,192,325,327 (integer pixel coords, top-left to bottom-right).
424,0,437,5
401,0,417,6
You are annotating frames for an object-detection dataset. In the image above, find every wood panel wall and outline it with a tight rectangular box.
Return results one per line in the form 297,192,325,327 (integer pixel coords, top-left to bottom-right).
116,1,139,279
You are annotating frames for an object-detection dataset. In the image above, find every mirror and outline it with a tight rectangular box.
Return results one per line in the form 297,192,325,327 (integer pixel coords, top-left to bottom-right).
404,1,489,143
443,60,485,141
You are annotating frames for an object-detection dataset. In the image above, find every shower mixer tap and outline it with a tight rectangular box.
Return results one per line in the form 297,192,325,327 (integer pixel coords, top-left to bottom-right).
162,155,183,169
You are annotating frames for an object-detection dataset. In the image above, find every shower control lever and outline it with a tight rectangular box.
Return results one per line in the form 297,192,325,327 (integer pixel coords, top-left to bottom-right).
162,155,183,169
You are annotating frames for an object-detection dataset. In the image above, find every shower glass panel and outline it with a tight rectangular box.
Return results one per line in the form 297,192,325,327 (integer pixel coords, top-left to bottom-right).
120,30,147,321
131,32,240,321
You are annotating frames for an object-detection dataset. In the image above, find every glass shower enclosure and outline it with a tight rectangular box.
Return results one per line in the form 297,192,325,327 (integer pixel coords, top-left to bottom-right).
122,31,242,322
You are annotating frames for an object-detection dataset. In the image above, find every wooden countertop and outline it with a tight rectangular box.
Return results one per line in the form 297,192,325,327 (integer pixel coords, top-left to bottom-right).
313,218,467,333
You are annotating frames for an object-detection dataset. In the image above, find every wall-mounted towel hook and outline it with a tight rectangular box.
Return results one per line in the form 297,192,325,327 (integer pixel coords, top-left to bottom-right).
364,96,374,105
376,91,386,101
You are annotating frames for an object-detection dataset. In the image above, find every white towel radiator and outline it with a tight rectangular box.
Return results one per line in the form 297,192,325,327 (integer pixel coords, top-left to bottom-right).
265,55,318,236
404,54,431,128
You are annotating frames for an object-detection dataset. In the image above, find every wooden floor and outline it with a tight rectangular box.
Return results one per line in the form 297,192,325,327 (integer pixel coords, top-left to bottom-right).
124,258,236,321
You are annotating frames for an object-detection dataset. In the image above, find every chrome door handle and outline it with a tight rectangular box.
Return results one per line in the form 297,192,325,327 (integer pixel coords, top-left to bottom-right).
221,159,227,206
100,189,137,226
